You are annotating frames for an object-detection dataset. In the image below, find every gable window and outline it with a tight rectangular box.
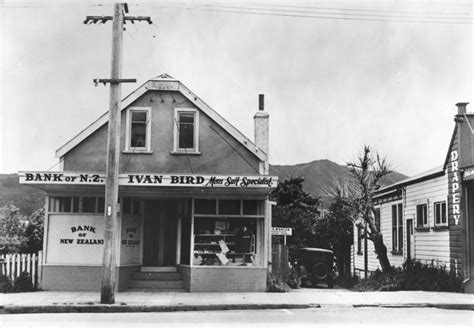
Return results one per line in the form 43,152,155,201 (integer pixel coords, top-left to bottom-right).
392,203,403,254
125,108,151,152
434,201,447,226
416,204,428,227
173,108,199,153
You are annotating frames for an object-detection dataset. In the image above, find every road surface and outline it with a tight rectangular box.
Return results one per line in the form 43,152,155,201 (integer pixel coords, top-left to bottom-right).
1,306,472,328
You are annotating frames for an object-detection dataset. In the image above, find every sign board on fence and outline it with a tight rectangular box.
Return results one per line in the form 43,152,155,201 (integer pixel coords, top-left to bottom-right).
272,227,292,236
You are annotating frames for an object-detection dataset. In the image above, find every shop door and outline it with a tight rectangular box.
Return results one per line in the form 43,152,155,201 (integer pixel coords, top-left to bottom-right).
406,219,414,259
143,200,178,266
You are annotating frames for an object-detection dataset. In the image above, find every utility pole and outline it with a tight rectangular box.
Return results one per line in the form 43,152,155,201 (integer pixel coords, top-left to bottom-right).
84,3,152,304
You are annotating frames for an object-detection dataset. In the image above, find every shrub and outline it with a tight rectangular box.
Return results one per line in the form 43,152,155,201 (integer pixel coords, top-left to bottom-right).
1,274,14,293
287,265,301,289
267,273,290,292
353,259,462,292
1,272,36,293
399,259,462,292
336,274,359,289
12,271,35,292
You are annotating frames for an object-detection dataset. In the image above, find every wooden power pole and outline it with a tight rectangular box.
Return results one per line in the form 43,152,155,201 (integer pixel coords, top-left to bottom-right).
84,3,152,304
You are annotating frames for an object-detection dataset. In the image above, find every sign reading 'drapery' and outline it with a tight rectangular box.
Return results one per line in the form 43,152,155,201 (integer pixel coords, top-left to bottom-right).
449,150,461,225
19,172,278,188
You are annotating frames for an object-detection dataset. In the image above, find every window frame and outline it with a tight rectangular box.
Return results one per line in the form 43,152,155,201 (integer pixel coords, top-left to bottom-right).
192,198,265,268
48,196,105,214
374,207,381,232
125,107,152,152
357,225,363,255
391,203,403,254
173,108,200,154
416,203,428,228
434,201,447,226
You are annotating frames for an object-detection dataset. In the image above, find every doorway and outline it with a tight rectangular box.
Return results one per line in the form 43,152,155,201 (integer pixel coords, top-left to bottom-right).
406,219,414,260
142,200,178,266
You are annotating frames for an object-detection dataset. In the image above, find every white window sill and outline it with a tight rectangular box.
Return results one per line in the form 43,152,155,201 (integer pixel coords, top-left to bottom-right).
171,150,201,155
122,150,153,154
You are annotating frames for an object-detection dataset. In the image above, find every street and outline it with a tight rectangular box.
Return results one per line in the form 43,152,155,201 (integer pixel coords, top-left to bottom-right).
1,307,472,328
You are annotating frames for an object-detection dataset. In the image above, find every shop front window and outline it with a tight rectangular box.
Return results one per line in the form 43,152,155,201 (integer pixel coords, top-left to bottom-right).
192,199,264,267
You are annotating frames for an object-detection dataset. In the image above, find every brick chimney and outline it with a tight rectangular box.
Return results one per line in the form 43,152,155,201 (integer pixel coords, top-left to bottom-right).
254,94,269,175
456,102,469,115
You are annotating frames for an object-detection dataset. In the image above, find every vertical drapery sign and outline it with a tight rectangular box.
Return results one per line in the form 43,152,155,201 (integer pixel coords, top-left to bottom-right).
449,150,461,225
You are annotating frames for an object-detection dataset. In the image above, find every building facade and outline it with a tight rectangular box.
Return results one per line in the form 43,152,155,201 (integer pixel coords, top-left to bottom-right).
20,74,278,292
352,103,474,293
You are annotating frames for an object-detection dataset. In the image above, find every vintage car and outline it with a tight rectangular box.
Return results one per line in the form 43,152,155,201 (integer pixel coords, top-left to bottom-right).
298,247,335,288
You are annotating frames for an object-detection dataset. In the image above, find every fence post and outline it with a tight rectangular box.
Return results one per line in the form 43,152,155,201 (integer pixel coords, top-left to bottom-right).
1,254,4,276
6,254,10,277
37,250,43,288
11,254,16,280
16,253,21,277
32,253,36,287
21,253,26,274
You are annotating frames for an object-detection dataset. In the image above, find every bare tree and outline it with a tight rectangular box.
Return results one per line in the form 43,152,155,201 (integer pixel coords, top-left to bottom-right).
325,145,392,273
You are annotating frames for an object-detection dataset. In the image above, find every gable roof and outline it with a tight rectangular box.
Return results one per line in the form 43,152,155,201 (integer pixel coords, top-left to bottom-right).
56,74,267,161
443,124,458,171
375,165,445,196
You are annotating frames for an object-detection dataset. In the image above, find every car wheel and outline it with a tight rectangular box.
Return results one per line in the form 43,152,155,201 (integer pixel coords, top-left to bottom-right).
312,262,329,280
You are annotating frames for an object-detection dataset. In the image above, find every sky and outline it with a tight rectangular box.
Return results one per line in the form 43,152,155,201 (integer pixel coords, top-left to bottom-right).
1,0,473,176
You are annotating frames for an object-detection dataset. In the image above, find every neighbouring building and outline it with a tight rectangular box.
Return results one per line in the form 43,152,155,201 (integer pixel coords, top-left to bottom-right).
19,74,278,292
352,103,474,293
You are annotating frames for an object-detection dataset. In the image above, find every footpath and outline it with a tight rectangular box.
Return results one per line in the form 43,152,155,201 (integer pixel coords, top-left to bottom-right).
1,288,473,314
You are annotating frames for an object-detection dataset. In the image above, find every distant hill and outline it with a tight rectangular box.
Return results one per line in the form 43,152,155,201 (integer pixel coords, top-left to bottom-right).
1,160,407,215
0,174,45,215
270,159,407,207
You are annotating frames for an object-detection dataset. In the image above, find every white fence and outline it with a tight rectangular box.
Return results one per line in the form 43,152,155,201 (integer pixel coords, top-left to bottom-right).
0,251,42,287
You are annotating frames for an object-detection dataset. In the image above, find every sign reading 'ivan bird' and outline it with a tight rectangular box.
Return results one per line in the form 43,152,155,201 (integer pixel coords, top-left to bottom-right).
19,172,278,188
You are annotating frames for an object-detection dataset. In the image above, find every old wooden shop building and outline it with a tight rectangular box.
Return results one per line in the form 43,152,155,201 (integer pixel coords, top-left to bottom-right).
20,74,278,292
352,103,474,293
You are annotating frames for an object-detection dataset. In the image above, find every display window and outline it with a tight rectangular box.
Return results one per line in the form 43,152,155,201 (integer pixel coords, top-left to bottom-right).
192,199,264,267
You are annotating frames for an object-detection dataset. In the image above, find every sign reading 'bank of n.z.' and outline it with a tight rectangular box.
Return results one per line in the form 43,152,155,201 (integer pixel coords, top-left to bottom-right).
19,172,278,188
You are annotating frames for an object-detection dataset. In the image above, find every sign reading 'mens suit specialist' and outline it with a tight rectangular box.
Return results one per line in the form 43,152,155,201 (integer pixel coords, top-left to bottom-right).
19,172,277,188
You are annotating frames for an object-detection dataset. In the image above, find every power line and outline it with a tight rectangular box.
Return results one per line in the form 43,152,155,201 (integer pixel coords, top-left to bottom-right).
248,2,472,16
201,4,473,21
1,3,112,8
184,6,472,25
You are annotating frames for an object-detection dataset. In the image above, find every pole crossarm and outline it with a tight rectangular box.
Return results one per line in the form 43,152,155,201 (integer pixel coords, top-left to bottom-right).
93,78,137,86
84,16,113,24
124,16,153,24
84,16,152,25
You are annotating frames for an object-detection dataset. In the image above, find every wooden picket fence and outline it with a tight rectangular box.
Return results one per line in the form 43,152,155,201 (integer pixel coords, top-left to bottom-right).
0,251,43,287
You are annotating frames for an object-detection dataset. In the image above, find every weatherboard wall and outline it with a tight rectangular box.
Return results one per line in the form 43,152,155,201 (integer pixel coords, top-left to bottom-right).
405,174,450,266
353,174,450,274
62,90,261,175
